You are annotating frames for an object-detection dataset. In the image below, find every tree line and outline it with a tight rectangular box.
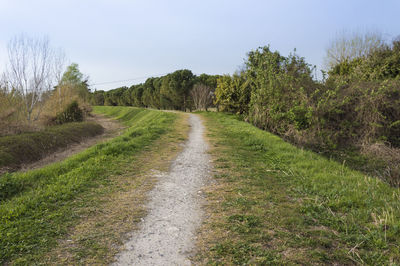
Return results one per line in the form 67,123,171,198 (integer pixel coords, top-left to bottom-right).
90,70,219,111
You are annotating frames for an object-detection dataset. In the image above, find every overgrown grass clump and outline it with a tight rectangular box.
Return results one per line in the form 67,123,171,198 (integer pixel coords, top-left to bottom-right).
0,106,177,265
0,121,103,170
196,112,400,265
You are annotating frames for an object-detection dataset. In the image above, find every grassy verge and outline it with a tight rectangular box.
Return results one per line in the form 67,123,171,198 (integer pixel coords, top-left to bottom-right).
317,148,388,182
195,112,400,265
0,106,187,265
0,121,104,171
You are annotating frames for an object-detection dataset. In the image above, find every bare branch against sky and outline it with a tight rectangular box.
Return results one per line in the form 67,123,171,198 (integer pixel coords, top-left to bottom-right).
4,34,65,121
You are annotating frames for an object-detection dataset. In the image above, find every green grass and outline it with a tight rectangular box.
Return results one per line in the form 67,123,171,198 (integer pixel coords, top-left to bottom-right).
0,121,104,170
0,106,178,265
196,112,400,265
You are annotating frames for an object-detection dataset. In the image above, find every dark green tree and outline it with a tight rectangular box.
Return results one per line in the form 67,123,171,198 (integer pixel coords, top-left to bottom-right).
90,90,105,105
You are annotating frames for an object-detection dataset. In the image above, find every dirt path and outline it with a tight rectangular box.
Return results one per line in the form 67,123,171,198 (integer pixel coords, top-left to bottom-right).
20,114,125,172
113,114,211,265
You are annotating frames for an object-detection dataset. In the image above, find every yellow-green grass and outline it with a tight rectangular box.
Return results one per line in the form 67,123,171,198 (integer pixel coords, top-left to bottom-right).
195,112,400,265
0,121,103,171
0,107,182,265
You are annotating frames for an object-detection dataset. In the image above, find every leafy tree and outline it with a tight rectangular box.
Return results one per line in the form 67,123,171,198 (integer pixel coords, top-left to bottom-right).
214,74,250,114
246,46,315,134
131,85,144,107
142,78,157,108
90,90,105,106
197,74,219,90
59,63,90,102
160,70,196,111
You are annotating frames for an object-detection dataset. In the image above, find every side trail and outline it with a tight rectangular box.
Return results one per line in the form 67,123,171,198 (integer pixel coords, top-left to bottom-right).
113,114,211,265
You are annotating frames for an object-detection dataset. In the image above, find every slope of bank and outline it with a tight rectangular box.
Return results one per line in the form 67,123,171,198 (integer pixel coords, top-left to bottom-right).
195,112,400,265
18,114,125,173
0,121,104,174
0,107,187,265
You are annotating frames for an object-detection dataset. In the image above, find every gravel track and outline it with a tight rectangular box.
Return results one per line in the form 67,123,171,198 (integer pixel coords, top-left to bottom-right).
113,114,210,265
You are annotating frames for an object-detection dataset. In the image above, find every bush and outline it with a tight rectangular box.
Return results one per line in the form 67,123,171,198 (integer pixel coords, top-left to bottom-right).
245,46,316,136
55,101,83,124
288,80,400,152
214,74,250,114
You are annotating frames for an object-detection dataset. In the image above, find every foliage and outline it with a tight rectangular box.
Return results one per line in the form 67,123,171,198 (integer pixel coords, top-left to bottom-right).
327,38,400,83
197,73,219,91
160,69,196,110
324,31,385,69
93,70,220,111
316,38,400,149
58,63,91,102
1,58,92,134
40,63,92,125
214,74,251,114
208,40,400,184
245,46,316,134
90,90,105,106
54,101,84,125
314,80,400,148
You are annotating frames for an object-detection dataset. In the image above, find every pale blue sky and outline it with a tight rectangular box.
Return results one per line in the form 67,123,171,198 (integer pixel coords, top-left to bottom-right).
1,0,399,90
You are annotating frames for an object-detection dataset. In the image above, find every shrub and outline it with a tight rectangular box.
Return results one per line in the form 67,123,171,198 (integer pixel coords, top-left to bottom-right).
315,79,400,149
55,101,83,124
245,46,316,136
214,74,250,114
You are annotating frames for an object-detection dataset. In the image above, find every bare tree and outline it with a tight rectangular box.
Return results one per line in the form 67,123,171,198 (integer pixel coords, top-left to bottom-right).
324,31,385,69
190,84,213,111
4,35,65,122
